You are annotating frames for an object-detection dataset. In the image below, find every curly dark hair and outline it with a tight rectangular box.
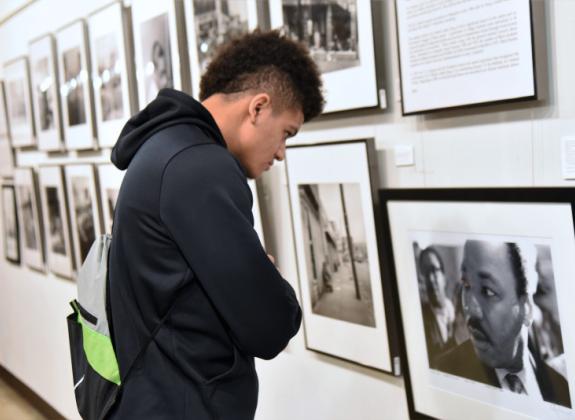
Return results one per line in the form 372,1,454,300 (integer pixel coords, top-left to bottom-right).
199,30,324,122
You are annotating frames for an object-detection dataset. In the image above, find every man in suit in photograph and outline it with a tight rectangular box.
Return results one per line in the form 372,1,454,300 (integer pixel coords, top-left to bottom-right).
436,240,571,408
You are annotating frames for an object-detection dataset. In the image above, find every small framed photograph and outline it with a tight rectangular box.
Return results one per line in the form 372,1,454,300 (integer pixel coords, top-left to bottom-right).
0,81,15,177
56,20,96,150
2,184,20,264
132,0,186,108
88,2,133,147
13,168,45,271
3,57,36,148
65,164,102,267
29,34,63,151
96,163,125,235
381,188,575,419
269,0,379,113
248,179,265,247
286,139,399,373
184,0,258,97
38,166,75,279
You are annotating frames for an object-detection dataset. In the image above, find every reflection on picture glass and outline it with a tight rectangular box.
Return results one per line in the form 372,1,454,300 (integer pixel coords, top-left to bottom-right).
141,13,173,102
63,47,86,126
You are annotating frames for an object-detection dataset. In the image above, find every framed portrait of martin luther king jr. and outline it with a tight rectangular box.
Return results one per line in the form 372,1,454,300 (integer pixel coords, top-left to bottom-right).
381,188,575,420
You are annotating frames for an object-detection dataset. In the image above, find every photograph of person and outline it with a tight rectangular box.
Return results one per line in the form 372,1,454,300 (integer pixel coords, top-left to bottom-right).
2,186,19,262
95,33,124,122
32,57,55,131
71,176,96,263
17,185,39,252
140,12,173,103
7,79,27,128
281,0,360,73
298,182,375,327
62,47,86,126
45,186,66,255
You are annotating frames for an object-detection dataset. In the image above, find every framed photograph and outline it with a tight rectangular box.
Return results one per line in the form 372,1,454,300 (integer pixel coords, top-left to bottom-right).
248,179,265,246
2,184,20,264
381,188,575,419
29,34,63,151
65,164,102,267
38,166,74,278
3,57,35,148
286,139,399,373
184,0,258,97
132,0,186,108
0,81,15,177
269,0,378,113
88,2,133,147
13,168,44,271
96,163,125,235
56,20,96,150
395,0,537,115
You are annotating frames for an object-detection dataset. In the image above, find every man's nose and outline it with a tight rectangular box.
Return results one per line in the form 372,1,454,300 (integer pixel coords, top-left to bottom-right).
275,144,286,161
462,289,483,320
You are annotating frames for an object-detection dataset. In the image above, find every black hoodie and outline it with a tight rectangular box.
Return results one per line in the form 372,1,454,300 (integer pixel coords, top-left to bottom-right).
107,89,302,420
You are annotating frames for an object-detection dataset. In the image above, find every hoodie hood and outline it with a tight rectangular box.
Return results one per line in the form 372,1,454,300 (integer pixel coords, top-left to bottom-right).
111,88,226,170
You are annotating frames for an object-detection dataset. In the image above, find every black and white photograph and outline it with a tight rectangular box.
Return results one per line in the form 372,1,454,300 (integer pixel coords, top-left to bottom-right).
140,13,173,103
29,34,62,151
3,58,35,147
298,182,375,327
14,168,44,271
383,188,575,419
287,140,397,373
94,33,124,122
97,164,125,235
0,81,14,177
39,166,74,278
57,21,95,150
2,185,20,264
269,0,378,113
65,165,101,267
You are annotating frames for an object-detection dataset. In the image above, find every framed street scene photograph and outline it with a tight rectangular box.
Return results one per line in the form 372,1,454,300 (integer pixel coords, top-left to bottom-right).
381,188,575,419
132,0,186,108
96,163,125,235
286,139,398,373
56,20,96,150
184,0,258,97
0,81,15,177
3,57,36,148
269,0,378,113
88,2,133,148
38,166,74,279
13,168,44,271
2,184,20,264
29,34,63,151
65,165,102,268
395,0,537,115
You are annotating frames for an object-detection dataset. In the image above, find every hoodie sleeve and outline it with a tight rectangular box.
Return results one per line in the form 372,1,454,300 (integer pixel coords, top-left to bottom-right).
159,144,302,359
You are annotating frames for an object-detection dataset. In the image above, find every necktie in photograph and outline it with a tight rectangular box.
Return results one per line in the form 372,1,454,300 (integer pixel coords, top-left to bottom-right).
505,373,527,395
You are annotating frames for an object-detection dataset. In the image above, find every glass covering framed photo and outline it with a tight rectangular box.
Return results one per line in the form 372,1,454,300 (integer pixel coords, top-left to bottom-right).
3,57,36,148
0,81,15,177
2,183,20,264
96,163,125,235
381,188,575,419
286,139,400,373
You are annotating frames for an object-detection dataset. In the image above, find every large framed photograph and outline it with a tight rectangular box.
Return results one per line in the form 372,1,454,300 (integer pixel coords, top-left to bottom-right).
395,0,537,115
65,165,102,268
381,188,575,419
88,2,133,148
269,0,378,113
38,166,74,279
0,81,15,177
184,0,258,97
132,0,186,108
2,184,20,264
29,34,63,151
3,57,36,148
56,20,96,150
286,139,399,373
13,168,44,271
96,163,125,235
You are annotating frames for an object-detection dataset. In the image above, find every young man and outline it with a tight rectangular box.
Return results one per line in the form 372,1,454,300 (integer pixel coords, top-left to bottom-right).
107,31,324,419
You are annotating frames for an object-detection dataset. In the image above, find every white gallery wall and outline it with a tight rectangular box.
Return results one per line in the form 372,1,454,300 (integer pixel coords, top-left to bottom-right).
0,0,573,419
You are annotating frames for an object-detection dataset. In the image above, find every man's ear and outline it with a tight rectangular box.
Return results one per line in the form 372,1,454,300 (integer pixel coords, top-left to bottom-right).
521,295,533,327
248,93,271,124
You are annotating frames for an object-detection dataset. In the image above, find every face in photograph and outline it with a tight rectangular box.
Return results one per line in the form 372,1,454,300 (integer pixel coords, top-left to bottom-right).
71,176,95,263
17,186,38,250
7,80,27,126
281,0,360,73
298,182,375,327
96,33,124,121
33,57,55,131
46,186,66,255
63,47,87,126
141,13,173,102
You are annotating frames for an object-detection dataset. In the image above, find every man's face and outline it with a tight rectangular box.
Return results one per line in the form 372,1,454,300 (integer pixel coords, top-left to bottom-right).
534,246,559,326
460,240,526,369
236,100,303,179
421,252,446,308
